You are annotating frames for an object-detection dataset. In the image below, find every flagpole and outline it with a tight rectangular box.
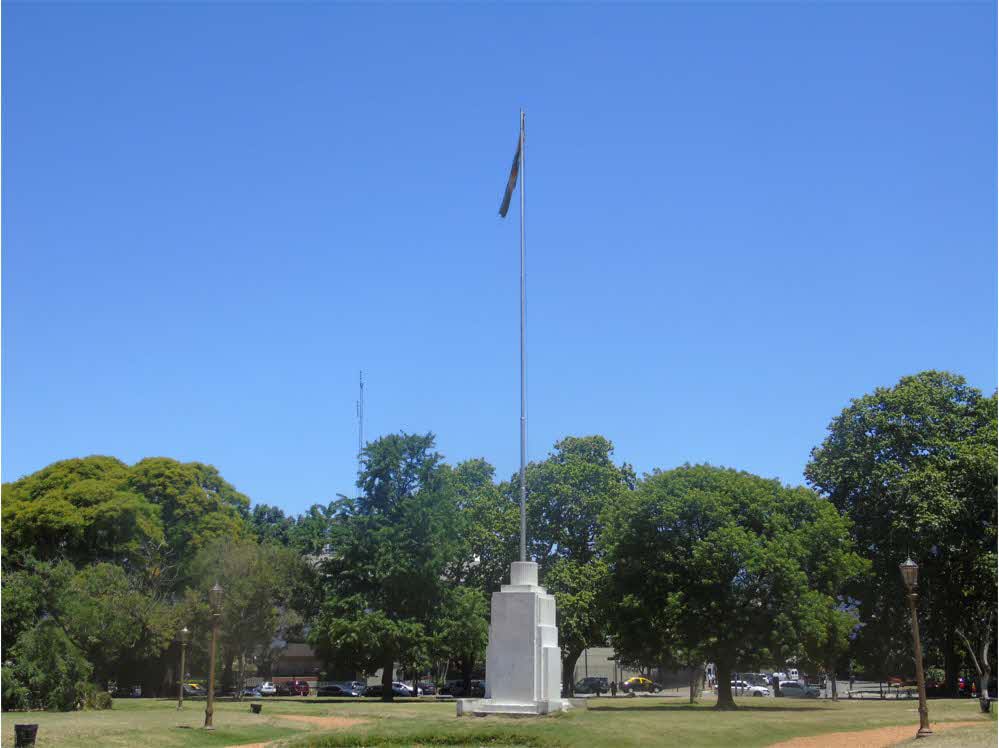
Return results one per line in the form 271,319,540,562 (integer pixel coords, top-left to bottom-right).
519,109,527,563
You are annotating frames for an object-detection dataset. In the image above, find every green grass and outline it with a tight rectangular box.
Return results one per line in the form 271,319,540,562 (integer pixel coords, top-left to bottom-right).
2,695,996,748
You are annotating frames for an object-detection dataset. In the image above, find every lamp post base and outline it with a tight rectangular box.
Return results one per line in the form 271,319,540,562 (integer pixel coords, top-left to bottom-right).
916,726,933,738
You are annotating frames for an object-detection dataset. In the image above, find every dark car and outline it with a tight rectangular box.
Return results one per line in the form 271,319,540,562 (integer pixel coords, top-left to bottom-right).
575,677,609,695
317,682,363,697
277,679,310,696
417,681,437,695
363,683,412,698
440,679,486,698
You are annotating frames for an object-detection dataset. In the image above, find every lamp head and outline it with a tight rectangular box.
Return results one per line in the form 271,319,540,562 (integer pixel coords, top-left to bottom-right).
899,557,918,591
209,582,224,613
179,626,191,644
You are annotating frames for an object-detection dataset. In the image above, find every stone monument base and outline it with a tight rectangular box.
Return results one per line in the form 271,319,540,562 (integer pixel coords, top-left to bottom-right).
456,561,572,717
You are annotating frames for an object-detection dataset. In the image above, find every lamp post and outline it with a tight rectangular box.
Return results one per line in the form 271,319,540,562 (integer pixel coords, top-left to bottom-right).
177,626,190,710
899,558,932,738
204,583,224,730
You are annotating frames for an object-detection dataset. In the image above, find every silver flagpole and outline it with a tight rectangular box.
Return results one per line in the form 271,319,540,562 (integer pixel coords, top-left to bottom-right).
519,109,527,563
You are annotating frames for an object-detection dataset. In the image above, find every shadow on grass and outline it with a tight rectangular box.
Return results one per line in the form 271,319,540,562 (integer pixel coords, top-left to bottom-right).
588,704,827,713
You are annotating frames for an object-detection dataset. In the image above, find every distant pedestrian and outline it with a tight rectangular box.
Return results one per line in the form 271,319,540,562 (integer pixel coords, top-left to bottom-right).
610,680,617,697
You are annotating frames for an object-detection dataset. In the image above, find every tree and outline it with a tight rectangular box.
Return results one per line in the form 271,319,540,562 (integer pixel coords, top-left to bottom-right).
310,433,462,700
250,504,294,547
289,501,341,556
128,457,251,576
798,594,858,701
605,464,866,708
520,436,634,574
805,371,998,695
432,586,489,695
448,459,518,596
2,620,93,711
2,456,163,565
189,537,301,698
545,558,609,696
515,436,632,692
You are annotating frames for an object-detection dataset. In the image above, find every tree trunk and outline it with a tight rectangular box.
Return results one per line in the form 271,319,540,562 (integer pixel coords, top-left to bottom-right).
562,649,582,697
381,657,394,702
461,656,474,698
944,630,959,698
715,661,736,709
830,670,838,701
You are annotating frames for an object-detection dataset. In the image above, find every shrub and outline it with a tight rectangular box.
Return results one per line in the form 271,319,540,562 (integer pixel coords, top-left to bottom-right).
5,621,93,711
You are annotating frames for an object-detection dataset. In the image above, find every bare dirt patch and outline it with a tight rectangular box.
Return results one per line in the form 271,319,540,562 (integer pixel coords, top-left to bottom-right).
767,720,986,748
276,714,367,729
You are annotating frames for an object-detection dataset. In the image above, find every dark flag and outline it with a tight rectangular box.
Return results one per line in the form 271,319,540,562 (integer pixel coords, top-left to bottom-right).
498,129,522,218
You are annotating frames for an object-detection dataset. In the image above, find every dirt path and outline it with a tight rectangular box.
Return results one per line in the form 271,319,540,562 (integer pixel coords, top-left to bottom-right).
767,720,986,748
275,714,366,729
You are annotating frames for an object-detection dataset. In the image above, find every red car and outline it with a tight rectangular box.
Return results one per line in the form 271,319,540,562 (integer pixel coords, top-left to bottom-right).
277,679,310,696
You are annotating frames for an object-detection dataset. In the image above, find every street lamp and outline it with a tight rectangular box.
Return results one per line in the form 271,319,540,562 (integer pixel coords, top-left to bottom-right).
177,626,190,710
204,583,224,730
899,558,932,738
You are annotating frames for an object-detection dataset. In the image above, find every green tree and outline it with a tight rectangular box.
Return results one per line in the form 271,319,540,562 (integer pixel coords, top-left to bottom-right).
805,371,997,695
514,436,631,692
309,433,462,700
545,558,609,696
250,504,294,546
189,537,301,697
520,436,634,573
431,586,489,695
2,456,162,565
605,464,866,709
128,457,251,574
448,458,518,595
2,620,94,711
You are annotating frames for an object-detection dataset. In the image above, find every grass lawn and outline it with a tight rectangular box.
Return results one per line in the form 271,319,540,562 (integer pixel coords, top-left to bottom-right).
2,695,996,748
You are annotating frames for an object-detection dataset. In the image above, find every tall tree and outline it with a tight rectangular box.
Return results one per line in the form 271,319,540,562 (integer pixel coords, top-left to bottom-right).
128,457,251,575
309,433,462,700
805,371,997,695
605,464,866,708
514,436,632,692
2,456,162,565
189,537,301,697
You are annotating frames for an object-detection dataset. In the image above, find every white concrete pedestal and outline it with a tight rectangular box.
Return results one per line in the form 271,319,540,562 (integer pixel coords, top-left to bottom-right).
457,561,570,716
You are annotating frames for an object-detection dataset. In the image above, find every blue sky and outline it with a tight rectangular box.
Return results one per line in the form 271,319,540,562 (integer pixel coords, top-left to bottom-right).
3,2,996,515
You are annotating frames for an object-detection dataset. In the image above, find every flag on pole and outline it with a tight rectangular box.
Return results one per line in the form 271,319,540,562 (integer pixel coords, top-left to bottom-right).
498,127,523,218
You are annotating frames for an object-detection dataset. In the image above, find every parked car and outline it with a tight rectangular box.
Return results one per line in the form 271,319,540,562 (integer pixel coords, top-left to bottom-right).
317,682,363,697
392,681,423,696
182,684,206,697
364,683,414,698
440,679,486,698
417,681,437,695
731,680,770,697
257,681,277,696
777,681,819,698
805,674,827,690
622,677,660,693
277,679,310,696
575,677,610,695
112,685,142,698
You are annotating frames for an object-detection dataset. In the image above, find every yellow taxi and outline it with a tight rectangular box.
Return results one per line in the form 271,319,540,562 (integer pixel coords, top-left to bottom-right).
622,676,660,693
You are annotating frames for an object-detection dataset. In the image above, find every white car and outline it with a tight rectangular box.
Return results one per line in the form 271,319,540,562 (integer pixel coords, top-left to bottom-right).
258,681,277,696
392,681,423,696
731,680,770,697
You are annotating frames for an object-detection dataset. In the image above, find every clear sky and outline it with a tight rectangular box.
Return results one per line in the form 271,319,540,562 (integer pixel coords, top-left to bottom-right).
3,2,996,515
